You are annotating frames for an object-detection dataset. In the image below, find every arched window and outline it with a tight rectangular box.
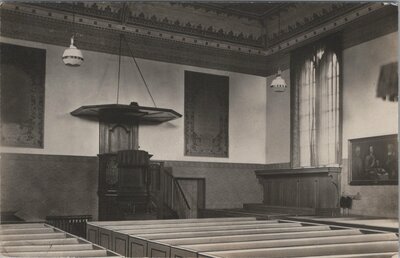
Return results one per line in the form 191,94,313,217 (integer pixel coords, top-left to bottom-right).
292,37,341,167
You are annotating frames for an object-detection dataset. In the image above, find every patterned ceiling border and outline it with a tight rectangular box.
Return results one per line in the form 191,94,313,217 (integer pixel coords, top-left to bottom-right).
266,3,362,46
265,2,389,55
2,2,391,58
187,3,294,20
4,3,266,56
0,8,270,77
32,2,265,48
0,2,395,78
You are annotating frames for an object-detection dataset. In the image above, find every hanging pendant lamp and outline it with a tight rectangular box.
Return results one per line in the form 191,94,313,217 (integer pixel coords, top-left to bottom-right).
62,3,83,67
270,9,287,93
270,69,287,92
62,36,84,67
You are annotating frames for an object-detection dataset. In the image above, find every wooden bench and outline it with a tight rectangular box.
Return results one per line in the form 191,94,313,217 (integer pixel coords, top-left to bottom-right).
198,241,399,258
129,224,332,257
0,227,55,235
159,228,362,246
87,217,257,245
0,223,121,257
297,253,398,258
99,220,299,252
0,237,79,246
0,223,46,229
110,221,303,255
3,249,110,257
0,232,66,241
170,233,398,257
2,243,94,253
87,217,399,258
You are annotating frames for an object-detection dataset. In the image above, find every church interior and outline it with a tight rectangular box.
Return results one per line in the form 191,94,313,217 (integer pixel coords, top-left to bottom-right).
0,1,399,257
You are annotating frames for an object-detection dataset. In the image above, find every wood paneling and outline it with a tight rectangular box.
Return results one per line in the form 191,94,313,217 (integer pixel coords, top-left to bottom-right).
99,121,138,154
256,167,340,215
0,153,98,221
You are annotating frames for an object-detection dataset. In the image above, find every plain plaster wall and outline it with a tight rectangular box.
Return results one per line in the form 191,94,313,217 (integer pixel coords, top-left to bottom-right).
0,36,267,217
341,32,398,218
265,69,291,164
0,36,267,164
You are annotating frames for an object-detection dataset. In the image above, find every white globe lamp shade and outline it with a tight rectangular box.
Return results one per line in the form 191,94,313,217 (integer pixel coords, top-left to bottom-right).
270,70,287,92
62,36,84,67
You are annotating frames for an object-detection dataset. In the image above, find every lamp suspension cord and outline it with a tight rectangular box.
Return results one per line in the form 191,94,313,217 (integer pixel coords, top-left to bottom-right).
121,34,157,108
117,34,122,104
72,2,75,39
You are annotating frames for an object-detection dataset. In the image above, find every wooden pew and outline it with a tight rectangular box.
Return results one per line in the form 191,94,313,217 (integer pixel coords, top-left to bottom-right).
158,228,362,246
3,249,110,257
170,233,398,257
198,241,399,258
297,253,398,258
2,243,94,253
117,221,303,235
105,220,302,254
0,227,55,235
0,232,66,241
129,225,332,257
90,217,256,227
0,237,79,246
111,221,303,255
106,219,280,251
87,217,257,245
107,219,275,231
0,223,122,258
0,223,46,229
90,217,258,248
148,228,361,257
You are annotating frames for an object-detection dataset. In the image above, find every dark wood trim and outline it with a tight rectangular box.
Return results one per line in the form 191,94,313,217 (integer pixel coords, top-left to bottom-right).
156,160,290,170
0,152,98,161
255,167,341,177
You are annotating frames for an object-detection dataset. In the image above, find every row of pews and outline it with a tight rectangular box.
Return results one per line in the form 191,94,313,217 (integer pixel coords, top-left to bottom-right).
86,217,399,258
0,222,121,257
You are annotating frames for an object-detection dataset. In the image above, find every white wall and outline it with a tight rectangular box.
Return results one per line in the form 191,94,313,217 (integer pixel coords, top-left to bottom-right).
0,37,267,164
265,69,291,164
341,32,398,218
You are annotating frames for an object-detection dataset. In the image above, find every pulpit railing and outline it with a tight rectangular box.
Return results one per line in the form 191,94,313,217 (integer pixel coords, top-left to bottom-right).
149,162,191,219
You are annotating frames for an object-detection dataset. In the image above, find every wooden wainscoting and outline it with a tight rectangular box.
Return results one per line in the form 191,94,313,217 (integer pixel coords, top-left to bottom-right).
255,167,340,216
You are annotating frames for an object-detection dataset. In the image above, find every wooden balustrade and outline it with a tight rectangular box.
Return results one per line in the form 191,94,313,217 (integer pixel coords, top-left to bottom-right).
45,215,92,238
149,162,191,219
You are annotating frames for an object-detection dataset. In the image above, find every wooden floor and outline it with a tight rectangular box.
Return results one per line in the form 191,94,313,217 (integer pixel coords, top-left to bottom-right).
0,223,121,257
86,217,399,258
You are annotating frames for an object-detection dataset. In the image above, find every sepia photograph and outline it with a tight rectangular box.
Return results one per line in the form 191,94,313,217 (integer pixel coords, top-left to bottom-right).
0,1,398,257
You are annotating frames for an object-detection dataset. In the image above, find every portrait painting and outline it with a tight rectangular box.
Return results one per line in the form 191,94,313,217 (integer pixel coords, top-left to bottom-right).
349,134,398,185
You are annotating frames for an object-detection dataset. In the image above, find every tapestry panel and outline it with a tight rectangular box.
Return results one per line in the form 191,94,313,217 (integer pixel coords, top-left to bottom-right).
0,43,46,148
184,71,229,157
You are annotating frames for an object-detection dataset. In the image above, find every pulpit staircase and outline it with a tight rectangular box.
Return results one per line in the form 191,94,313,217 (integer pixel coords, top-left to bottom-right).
149,162,192,219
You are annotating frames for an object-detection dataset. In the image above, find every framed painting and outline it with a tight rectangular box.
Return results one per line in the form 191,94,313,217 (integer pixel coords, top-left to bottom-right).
349,134,398,185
